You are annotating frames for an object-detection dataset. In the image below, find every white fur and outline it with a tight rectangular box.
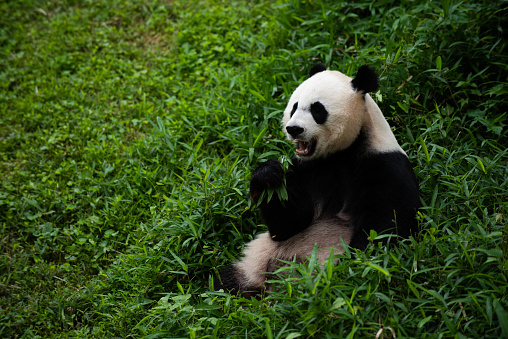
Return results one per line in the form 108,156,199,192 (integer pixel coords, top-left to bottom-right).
282,70,403,159
235,219,353,289
236,232,278,287
363,94,404,154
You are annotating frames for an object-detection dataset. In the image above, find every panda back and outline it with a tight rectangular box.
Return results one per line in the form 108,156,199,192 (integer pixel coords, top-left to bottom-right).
363,94,404,155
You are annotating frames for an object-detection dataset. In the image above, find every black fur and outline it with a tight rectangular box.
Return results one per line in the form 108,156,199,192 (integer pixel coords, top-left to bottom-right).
249,130,420,248
215,265,264,297
351,65,379,94
290,102,298,117
310,101,328,124
214,265,240,293
249,159,285,203
309,63,327,77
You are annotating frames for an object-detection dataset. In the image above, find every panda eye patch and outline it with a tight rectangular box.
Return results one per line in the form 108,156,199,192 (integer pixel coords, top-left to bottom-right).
310,101,328,124
290,102,298,117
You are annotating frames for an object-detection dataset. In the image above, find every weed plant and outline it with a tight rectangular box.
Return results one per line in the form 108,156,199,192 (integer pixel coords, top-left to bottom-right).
0,0,507,338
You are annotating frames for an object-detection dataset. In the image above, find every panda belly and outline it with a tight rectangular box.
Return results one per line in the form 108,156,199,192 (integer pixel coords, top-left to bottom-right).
231,217,353,292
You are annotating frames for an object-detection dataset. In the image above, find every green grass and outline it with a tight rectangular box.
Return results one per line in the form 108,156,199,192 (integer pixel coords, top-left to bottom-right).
1,0,507,337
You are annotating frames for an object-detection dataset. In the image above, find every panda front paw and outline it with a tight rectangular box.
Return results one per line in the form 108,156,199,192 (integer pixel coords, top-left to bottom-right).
250,159,284,203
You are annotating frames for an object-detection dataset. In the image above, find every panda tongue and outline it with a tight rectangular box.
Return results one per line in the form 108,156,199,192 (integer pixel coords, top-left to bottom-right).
296,141,308,154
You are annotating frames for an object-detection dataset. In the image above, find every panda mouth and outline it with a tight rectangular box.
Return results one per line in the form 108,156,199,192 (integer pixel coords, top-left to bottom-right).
295,138,317,157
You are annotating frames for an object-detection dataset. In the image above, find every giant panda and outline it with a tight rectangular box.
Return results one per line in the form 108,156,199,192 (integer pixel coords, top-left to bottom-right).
216,64,421,294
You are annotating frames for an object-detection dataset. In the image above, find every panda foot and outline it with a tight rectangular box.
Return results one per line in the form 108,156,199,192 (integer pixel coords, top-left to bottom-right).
215,265,265,297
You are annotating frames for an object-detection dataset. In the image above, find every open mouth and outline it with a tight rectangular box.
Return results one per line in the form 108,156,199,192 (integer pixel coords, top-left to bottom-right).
295,138,317,157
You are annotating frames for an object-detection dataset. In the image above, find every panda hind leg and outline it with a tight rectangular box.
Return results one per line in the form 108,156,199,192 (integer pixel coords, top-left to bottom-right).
216,232,278,294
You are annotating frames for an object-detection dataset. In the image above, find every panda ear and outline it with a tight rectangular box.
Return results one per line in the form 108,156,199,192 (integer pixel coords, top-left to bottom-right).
351,65,379,94
309,63,327,77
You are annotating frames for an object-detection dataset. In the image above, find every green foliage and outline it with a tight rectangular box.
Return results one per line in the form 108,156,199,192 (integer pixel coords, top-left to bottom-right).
0,0,506,337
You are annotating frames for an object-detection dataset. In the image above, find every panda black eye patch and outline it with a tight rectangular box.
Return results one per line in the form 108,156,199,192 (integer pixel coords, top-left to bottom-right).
290,102,298,117
310,101,328,124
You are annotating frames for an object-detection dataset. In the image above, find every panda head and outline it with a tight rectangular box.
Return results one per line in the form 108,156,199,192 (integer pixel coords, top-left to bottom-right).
282,64,380,160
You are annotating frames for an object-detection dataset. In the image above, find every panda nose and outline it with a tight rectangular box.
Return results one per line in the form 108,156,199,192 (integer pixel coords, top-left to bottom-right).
286,126,304,138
